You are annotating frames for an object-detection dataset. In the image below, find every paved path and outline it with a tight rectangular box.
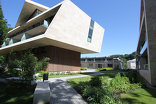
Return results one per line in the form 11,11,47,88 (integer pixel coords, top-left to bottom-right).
50,79,87,104
48,72,103,104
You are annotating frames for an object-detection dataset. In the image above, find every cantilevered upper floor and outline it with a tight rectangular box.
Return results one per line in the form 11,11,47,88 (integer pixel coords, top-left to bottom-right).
0,0,104,54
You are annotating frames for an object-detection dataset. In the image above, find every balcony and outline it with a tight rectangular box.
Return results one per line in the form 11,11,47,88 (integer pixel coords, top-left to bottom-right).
1,20,49,48
140,40,147,55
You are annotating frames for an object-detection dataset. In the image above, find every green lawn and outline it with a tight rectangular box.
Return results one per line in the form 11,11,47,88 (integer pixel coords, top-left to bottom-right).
121,88,156,104
36,72,93,79
67,76,92,87
0,82,36,104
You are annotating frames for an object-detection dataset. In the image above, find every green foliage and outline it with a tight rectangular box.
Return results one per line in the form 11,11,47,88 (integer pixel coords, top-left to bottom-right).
81,67,87,70
35,57,50,71
83,85,105,103
110,73,141,93
0,4,12,46
8,68,22,77
90,76,102,87
38,71,49,77
110,73,131,92
68,71,142,104
1,50,50,80
97,67,113,71
0,55,7,70
82,80,122,104
15,51,38,79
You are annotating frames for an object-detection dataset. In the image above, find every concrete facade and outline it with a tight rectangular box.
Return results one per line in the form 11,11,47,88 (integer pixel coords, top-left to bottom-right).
127,59,136,69
136,0,156,86
0,0,104,54
0,0,104,72
81,57,122,69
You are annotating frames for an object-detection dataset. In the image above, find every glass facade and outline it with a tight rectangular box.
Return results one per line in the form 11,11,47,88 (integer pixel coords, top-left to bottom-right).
140,40,147,54
1,19,50,48
87,19,94,42
140,32,147,55
27,9,42,21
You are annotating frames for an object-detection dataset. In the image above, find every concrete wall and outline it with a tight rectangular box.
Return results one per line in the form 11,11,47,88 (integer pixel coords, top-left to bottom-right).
137,0,156,86
45,0,104,53
144,0,156,86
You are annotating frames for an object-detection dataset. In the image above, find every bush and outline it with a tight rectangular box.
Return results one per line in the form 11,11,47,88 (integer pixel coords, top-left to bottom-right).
9,68,22,77
35,57,50,71
97,68,113,71
90,76,102,87
81,67,87,70
10,51,50,80
83,85,104,103
110,73,141,93
39,71,49,77
83,85,122,104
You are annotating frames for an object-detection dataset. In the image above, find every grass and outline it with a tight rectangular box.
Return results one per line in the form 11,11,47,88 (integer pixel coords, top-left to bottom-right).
121,88,156,104
36,72,93,79
0,82,36,104
67,76,92,87
96,67,113,71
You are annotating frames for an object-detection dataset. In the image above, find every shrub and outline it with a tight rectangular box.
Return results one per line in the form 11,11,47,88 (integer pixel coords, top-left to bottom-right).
97,68,112,71
9,68,22,77
110,73,141,93
83,85,105,103
10,51,50,80
35,57,50,71
81,67,87,70
83,85,122,104
90,76,102,87
39,71,49,77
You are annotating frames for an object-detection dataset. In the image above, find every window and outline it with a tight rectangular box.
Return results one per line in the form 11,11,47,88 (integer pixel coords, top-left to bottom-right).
98,64,102,68
108,64,113,67
87,19,94,42
27,9,42,21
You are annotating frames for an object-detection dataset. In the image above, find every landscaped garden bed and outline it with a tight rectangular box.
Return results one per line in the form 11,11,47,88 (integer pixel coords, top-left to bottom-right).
67,70,156,104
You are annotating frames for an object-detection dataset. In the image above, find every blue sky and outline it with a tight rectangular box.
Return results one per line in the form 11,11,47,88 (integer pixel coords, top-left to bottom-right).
1,0,141,57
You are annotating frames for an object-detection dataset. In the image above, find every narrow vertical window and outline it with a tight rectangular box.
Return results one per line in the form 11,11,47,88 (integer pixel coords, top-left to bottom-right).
88,19,94,42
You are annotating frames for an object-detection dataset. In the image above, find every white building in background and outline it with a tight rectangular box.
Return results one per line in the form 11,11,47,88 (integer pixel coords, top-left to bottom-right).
127,59,136,69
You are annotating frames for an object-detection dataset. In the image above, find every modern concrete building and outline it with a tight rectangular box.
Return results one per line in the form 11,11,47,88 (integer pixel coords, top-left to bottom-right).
136,0,156,86
81,57,122,69
127,59,136,69
0,0,104,72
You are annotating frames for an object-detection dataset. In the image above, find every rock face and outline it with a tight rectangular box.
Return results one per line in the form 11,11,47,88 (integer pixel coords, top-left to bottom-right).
33,82,50,104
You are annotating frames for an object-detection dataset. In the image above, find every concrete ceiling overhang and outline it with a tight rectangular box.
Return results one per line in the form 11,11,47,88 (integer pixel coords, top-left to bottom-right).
15,0,49,27
0,36,96,55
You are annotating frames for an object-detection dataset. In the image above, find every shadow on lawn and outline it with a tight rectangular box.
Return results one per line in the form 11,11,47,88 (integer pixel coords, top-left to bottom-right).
121,88,156,104
0,82,36,104
122,98,146,104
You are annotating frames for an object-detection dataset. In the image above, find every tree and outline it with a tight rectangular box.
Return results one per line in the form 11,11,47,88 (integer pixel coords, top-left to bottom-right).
14,51,50,80
0,4,8,46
